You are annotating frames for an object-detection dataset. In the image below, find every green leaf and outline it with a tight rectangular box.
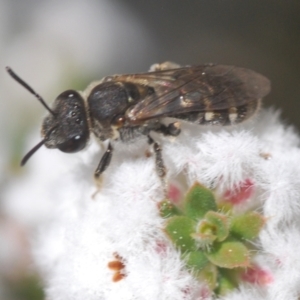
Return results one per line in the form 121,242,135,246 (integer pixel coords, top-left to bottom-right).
158,199,181,218
199,263,218,291
184,182,217,220
185,251,210,275
215,269,238,296
165,216,197,252
7,274,44,300
230,212,265,240
204,211,229,242
205,238,250,268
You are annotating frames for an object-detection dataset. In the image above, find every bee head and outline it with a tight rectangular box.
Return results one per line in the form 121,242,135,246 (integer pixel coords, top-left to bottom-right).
6,67,90,165
42,90,89,153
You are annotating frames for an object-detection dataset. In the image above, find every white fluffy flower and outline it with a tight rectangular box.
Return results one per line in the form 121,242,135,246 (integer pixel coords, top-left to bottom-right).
4,108,300,300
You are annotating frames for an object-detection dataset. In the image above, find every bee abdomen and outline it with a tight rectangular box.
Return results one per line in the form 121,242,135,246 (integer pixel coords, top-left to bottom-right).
173,100,260,126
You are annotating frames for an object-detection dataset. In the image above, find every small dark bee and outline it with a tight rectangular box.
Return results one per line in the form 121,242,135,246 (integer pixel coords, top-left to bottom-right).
6,62,270,183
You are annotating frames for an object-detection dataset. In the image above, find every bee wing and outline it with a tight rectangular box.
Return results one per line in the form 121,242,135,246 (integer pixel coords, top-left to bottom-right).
110,64,271,122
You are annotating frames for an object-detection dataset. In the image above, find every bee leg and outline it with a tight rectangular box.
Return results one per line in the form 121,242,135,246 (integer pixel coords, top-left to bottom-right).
92,143,113,198
148,136,167,194
154,121,181,137
94,142,113,185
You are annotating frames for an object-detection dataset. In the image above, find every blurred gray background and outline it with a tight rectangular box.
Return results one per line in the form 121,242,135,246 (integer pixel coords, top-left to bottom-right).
4,0,300,125
1,1,300,299
121,0,300,129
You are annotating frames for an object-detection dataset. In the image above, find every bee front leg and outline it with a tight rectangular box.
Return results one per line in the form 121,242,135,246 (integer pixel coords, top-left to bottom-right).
92,142,114,197
94,142,113,179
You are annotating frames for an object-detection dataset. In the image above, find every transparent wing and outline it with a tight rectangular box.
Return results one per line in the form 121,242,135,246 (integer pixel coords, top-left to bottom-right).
106,64,270,122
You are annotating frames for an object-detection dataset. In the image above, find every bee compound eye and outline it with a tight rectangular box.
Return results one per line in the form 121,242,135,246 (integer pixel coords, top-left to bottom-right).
57,135,87,153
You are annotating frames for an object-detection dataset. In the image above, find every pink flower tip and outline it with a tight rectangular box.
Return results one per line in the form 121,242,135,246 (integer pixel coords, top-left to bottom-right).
167,183,182,204
224,178,255,205
241,265,274,285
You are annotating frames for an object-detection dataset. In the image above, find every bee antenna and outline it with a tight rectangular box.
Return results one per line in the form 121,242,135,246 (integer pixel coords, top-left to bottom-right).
20,125,58,166
20,139,46,166
6,66,56,116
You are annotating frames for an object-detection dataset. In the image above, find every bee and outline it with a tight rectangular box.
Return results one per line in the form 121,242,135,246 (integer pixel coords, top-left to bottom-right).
6,62,270,183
